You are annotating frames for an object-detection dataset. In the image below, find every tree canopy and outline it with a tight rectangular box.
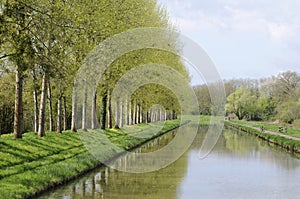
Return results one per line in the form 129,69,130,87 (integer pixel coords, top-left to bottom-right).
0,0,188,136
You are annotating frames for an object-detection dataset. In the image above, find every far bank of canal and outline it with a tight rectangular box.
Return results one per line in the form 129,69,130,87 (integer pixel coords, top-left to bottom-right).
225,121,300,154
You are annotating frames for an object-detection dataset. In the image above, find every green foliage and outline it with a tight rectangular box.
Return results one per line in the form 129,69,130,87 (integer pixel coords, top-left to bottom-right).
0,0,183,134
276,100,300,123
225,86,259,120
256,97,276,120
193,85,211,115
0,74,14,134
293,119,300,129
224,71,299,123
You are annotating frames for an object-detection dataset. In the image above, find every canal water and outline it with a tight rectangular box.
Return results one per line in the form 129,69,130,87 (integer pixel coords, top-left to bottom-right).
38,126,300,199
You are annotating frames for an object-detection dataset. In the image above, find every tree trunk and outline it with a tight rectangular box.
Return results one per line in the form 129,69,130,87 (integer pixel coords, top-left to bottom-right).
56,97,62,133
150,110,153,122
128,100,132,125
119,100,123,127
136,105,139,124
63,96,67,131
71,89,77,132
38,73,48,137
139,106,142,123
32,70,39,133
91,89,97,129
172,110,176,120
82,89,87,131
47,80,53,131
138,105,141,124
147,110,150,123
14,71,23,139
158,108,161,121
107,91,112,128
133,100,136,124
125,98,128,125
115,100,119,128
100,93,107,130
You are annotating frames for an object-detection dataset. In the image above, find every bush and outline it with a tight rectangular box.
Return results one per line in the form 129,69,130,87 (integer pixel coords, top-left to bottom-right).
293,119,300,129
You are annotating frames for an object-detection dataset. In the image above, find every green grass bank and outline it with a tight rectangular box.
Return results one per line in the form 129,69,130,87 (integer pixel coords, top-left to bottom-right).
228,120,300,138
225,120,300,154
0,120,181,199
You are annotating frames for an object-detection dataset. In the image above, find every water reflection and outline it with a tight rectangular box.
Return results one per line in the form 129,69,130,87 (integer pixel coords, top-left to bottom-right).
38,125,300,199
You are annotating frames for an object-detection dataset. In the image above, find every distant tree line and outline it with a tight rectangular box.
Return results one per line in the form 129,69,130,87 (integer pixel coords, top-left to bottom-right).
194,71,300,127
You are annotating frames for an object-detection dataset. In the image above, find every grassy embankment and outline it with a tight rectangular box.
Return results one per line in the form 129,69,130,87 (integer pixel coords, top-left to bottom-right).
225,120,300,154
0,120,181,199
229,120,300,138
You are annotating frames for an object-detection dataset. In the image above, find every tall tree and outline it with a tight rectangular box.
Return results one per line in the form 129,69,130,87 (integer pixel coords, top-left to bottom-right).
0,0,35,138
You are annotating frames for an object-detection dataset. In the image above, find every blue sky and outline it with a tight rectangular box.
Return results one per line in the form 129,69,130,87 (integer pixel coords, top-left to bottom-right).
158,0,300,80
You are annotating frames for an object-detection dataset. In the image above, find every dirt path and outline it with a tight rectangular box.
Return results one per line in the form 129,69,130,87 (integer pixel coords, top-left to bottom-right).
231,122,300,141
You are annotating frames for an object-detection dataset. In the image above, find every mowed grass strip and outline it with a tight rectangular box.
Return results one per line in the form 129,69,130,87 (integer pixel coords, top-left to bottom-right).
230,120,300,138
225,121,300,154
0,120,181,199
0,131,83,168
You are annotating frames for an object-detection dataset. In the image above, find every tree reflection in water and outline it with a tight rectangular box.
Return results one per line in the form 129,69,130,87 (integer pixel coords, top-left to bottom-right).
37,124,300,199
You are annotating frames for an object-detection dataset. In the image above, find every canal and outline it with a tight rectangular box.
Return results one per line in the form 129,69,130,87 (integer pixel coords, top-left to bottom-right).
37,125,300,199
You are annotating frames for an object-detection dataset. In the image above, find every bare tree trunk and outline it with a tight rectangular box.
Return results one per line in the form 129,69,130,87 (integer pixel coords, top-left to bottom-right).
71,89,77,132
147,110,150,123
38,73,48,137
151,110,154,122
133,100,136,124
47,80,53,131
63,96,67,131
82,89,87,131
32,77,39,133
137,105,140,124
56,97,62,133
172,110,176,120
139,106,142,123
136,105,139,124
158,108,162,121
14,71,23,139
100,93,107,130
33,88,38,132
125,98,128,125
107,91,112,128
119,100,123,127
128,100,132,125
115,100,119,128
91,89,97,130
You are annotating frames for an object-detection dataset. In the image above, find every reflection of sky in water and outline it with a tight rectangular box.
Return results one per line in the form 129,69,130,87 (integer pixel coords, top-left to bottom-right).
38,127,300,199
179,130,300,199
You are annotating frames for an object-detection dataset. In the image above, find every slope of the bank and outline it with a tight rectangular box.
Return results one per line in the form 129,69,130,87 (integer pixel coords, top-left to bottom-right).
225,121,300,154
0,120,180,199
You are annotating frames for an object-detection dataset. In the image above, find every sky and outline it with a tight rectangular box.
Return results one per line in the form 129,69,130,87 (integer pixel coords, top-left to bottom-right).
157,0,300,81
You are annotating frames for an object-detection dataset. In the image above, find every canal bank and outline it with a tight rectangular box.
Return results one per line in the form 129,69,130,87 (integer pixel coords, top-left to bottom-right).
0,120,182,199
225,121,300,154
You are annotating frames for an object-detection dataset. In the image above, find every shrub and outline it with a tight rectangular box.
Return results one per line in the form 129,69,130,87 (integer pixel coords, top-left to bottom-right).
293,119,300,129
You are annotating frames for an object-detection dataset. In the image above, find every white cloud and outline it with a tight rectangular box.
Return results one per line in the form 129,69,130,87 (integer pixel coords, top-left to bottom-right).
160,0,300,44
223,6,266,32
158,0,300,78
172,11,227,32
268,23,299,43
